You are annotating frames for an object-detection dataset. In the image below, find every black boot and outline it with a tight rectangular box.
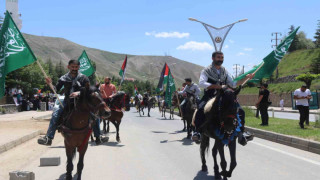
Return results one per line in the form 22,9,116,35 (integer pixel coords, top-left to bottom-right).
38,136,52,146
95,136,109,145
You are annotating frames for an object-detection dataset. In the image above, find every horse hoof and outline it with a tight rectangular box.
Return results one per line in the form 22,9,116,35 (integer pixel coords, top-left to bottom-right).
187,135,191,139
182,128,186,131
66,174,72,180
148,115,150,117
201,165,208,172
214,175,221,180
116,138,121,142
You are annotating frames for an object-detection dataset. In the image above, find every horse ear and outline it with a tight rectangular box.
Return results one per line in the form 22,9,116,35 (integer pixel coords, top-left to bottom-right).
234,85,242,96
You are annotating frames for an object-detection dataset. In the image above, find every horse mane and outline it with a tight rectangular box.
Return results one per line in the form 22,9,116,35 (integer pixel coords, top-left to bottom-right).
204,97,216,114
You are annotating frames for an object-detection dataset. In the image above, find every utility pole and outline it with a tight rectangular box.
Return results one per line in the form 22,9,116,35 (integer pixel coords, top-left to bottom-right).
233,64,240,78
272,32,282,79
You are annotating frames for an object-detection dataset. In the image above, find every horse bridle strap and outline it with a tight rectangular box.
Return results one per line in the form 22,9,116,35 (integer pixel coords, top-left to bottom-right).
60,124,92,134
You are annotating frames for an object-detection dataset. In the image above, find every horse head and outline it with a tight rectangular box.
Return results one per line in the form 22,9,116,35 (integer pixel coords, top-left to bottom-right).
216,85,241,136
79,85,111,119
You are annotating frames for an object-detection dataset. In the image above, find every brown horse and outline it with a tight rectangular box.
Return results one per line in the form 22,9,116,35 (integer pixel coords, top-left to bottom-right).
60,86,110,180
102,91,130,142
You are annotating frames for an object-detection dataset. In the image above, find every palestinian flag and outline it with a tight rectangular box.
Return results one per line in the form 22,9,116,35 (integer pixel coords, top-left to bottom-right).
156,63,169,92
119,55,127,84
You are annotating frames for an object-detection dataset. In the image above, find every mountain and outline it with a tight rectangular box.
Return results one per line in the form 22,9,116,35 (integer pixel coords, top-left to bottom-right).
23,33,204,86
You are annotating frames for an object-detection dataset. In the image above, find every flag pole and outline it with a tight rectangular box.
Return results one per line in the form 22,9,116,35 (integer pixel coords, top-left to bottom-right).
241,62,265,86
36,60,64,108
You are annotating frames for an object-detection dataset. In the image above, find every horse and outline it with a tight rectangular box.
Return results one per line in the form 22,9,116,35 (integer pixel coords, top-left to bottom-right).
60,86,110,180
138,95,154,117
172,93,184,128
183,93,197,139
102,91,130,142
134,95,140,112
199,86,241,180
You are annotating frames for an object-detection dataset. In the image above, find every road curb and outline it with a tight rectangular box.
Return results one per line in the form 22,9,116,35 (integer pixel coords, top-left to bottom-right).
0,130,42,154
246,126,320,155
247,106,319,115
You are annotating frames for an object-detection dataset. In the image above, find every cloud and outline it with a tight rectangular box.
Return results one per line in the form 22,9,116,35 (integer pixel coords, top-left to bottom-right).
224,45,229,49
237,52,246,56
176,41,213,51
145,31,190,38
243,48,253,51
229,40,235,44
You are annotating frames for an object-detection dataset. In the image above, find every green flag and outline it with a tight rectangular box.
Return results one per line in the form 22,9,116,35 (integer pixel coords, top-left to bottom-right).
165,69,176,107
234,27,300,83
0,11,36,98
78,50,95,76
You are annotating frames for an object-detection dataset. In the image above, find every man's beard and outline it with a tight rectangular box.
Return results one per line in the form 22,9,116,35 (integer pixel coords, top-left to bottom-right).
71,70,78,74
214,60,223,66
106,82,110,84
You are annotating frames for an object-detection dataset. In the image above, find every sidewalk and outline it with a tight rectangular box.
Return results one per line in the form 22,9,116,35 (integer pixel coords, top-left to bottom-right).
246,106,319,114
0,111,52,154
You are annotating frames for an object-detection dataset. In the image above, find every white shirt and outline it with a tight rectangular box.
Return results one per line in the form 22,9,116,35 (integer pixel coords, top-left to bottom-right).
199,68,236,89
279,99,284,106
137,94,143,100
294,88,311,106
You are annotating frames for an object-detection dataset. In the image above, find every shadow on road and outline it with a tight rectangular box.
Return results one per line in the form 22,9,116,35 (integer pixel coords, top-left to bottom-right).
169,130,185,134
57,173,79,180
155,117,174,121
193,170,215,180
151,130,168,133
49,146,65,149
160,137,193,146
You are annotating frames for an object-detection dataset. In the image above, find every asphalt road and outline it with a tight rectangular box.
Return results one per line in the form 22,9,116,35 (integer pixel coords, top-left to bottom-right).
18,108,320,180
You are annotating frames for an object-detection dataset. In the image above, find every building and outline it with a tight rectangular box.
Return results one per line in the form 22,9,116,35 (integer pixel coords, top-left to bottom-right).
6,0,22,30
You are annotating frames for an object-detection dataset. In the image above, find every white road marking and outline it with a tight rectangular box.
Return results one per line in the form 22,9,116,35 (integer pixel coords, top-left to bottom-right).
252,141,320,166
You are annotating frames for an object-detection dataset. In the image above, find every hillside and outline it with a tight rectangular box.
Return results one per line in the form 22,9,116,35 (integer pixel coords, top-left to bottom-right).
23,33,204,86
277,48,320,77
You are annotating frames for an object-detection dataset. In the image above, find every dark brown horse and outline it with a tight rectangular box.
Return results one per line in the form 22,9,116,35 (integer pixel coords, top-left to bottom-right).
102,91,130,142
60,86,110,180
199,86,241,180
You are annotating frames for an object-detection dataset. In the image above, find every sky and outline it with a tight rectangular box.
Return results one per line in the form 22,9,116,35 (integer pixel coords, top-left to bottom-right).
1,0,319,77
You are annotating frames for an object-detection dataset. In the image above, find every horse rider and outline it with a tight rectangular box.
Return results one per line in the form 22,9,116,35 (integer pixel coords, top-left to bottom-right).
38,60,108,146
142,92,149,106
178,78,201,120
192,51,255,145
100,77,117,106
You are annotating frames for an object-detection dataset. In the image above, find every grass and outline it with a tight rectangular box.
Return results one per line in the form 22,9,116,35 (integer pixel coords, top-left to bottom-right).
243,107,320,142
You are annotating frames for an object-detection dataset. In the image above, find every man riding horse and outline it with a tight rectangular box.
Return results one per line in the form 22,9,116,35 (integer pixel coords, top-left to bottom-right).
178,78,201,120
192,51,254,145
100,77,117,106
37,60,108,146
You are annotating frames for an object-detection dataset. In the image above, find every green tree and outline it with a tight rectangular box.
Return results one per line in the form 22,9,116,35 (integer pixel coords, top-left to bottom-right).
296,73,320,89
295,31,316,49
311,52,320,74
314,20,320,48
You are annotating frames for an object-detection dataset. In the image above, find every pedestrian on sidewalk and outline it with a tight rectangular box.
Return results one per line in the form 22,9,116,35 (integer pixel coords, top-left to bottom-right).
256,83,270,126
280,98,284,111
294,85,311,128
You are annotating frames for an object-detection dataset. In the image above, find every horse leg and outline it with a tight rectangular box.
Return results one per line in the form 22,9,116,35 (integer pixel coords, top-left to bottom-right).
106,120,110,133
76,148,87,180
200,135,209,172
213,141,221,179
90,133,94,142
186,119,191,139
112,121,121,142
148,106,150,117
102,119,107,134
182,120,186,131
217,141,228,180
65,147,75,180
226,140,237,178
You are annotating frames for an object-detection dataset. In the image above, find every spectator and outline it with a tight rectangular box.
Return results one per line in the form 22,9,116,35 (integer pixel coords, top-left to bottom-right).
294,85,311,128
256,83,270,126
280,98,284,111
